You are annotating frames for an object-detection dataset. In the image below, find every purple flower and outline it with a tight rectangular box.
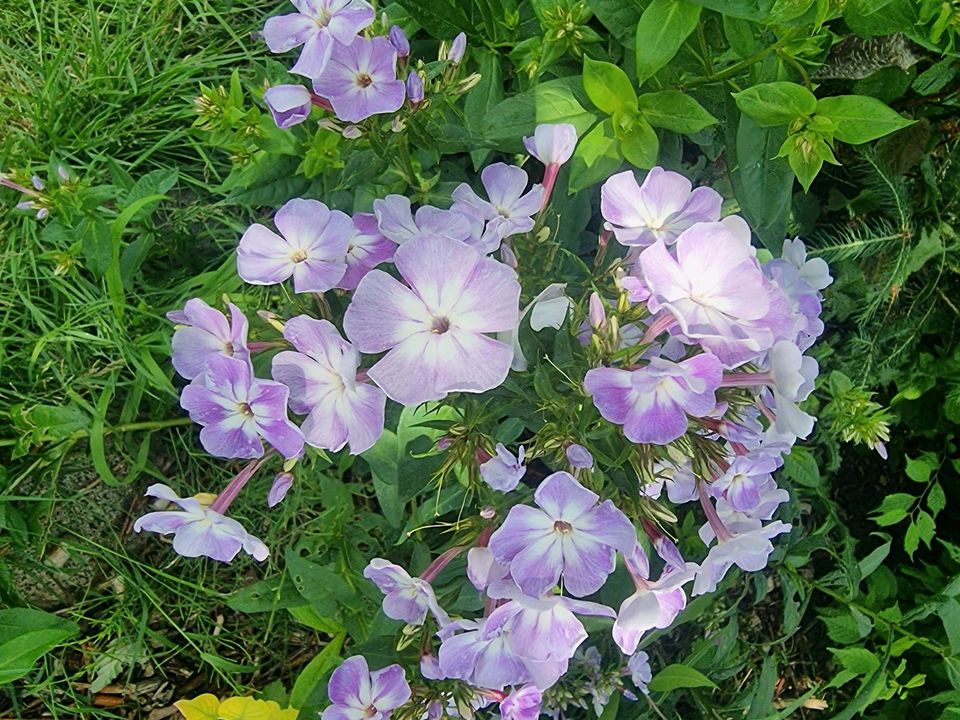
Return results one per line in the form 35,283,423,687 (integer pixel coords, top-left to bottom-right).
133,483,268,562
601,167,722,247
322,655,411,720
363,558,449,626
373,194,472,245
466,546,509,591
452,164,544,250
437,617,534,690
781,237,832,291
264,84,313,128
339,212,397,290
180,354,304,459
584,354,722,445
692,519,791,595
237,198,350,293
263,0,374,79
406,72,424,106
343,236,520,406
488,472,636,597
448,32,467,63
268,472,294,507
639,220,778,367
500,685,541,720
523,123,578,167
313,36,405,123
487,584,617,689
565,443,594,470
388,26,410,58
612,545,697,655
480,444,526,492
272,316,386,454
712,454,778,512
627,651,652,694
167,298,249,380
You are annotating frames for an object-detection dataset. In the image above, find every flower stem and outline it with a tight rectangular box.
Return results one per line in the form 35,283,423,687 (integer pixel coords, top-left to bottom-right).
697,481,734,543
211,453,273,514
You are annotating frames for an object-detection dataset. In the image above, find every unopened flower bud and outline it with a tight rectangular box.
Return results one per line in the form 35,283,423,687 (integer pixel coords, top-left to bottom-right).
57,165,70,182
31,175,44,191
263,84,312,129
342,125,362,139
406,71,425,107
500,242,518,269
389,26,410,58
588,292,605,330
453,72,482,95
565,443,594,470
268,472,294,507
448,32,467,64
480,506,496,520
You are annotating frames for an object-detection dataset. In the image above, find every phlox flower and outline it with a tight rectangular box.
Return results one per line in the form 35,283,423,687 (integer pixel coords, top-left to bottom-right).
373,194,473,245
313,36,405,123
781,237,833,291
134,483,268,563
466,546,510,592
612,544,697,655
167,298,249,380
322,655,411,720
711,454,778,512
488,471,636,597
601,167,722,247
628,651,652,694
499,685,542,720
452,163,544,251
480,443,526,492
523,123,578,167
437,616,534,691
692,485,791,596
343,235,520,406
268,472,294,507
180,354,304,459
264,0,374,79
363,558,449,626
237,198,351,293
339,212,397,290
639,219,783,366
271,316,386,454
584,353,722,445
264,84,313,128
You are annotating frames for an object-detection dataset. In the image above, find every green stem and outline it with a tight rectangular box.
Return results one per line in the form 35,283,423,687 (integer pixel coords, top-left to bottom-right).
804,576,949,657
681,45,777,90
0,416,194,448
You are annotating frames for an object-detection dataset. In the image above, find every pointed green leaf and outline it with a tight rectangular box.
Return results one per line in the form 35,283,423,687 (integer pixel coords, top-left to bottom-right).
634,0,701,84
815,95,914,144
637,90,717,134
583,57,638,116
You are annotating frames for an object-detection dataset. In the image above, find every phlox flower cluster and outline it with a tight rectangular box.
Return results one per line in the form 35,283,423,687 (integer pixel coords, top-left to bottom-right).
142,108,831,717
259,0,471,133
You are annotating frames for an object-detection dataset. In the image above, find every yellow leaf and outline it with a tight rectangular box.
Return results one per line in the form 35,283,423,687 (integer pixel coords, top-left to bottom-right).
175,694,222,720
218,697,299,720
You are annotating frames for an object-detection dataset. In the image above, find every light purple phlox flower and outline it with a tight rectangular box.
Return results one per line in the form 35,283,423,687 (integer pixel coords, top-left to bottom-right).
321,655,411,720
312,36,405,123
167,298,249,380
363,558,449,626
452,163,544,252
480,443,526,492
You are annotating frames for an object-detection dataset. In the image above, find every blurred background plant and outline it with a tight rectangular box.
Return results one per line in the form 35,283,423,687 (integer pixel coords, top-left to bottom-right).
1,0,959,718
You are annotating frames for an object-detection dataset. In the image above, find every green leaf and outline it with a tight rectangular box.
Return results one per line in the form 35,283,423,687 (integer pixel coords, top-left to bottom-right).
904,521,921,559
843,0,917,37
588,0,644,45
619,116,660,169
858,538,891,580
634,0,701,84
782,132,839,192
830,647,880,676
815,95,914,144
939,599,960,655
0,608,79,684
685,0,775,20
731,114,793,251
648,663,718,693
915,510,936,548
569,119,623,192
905,452,938,483
781,446,820,488
465,50,504,170
734,82,817,127
289,631,346,709
583,57,638,116
929,482,947,517
637,90,717,134
484,78,596,151
105,193,167,319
